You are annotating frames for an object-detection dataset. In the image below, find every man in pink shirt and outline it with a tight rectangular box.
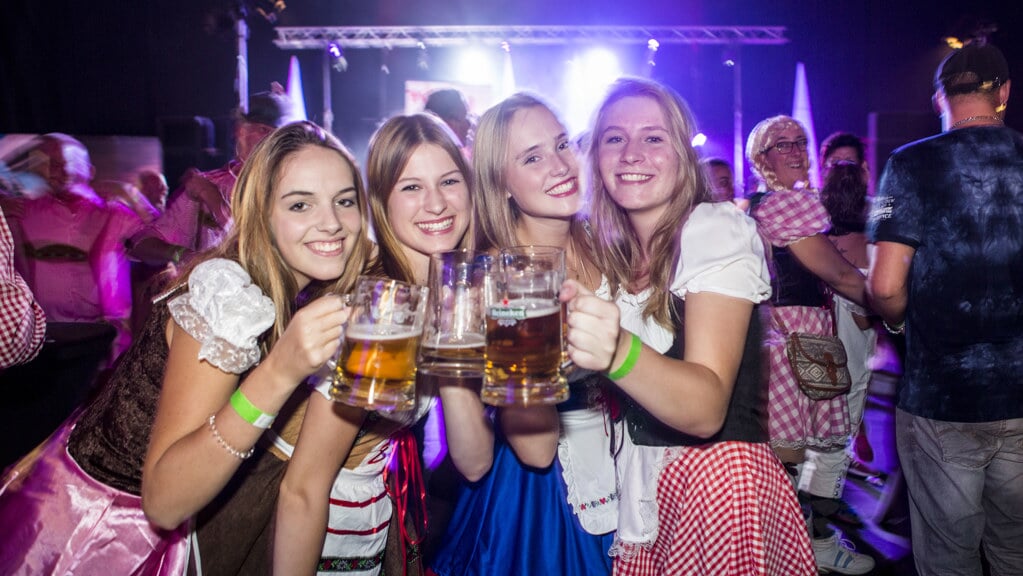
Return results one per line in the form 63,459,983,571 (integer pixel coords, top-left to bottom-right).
4,134,142,360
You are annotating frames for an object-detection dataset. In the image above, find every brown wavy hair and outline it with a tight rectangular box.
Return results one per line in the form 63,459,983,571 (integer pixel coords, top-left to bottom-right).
821,162,868,235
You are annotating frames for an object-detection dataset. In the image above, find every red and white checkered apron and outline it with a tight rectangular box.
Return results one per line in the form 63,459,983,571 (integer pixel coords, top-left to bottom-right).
613,442,815,576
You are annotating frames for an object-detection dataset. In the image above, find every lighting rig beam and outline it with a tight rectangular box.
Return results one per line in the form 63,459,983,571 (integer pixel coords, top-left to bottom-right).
274,25,788,50
278,24,786,180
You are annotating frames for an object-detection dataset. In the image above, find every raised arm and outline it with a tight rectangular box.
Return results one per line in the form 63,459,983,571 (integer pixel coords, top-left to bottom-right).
141,293,348,529
563,278,750,438
437,379,494,481
604,290,751,438
499,405,560,469
274,392,366,576
91,205,142,356
787,233,867,306
497,276,619,470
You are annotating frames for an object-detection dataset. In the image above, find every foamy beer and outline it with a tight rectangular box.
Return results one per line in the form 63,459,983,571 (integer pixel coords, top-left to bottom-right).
419,250,490,379
330,277,428,411
483,245,568,406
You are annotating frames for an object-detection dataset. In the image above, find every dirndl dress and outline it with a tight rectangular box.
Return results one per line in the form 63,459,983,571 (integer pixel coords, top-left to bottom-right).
430,373,617,576
0,418,189,575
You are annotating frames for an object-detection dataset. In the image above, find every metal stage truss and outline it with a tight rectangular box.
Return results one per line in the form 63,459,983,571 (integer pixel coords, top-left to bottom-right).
273,25,788,50
273,25,788,186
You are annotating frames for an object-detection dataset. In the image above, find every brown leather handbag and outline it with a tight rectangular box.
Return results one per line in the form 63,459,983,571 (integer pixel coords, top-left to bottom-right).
778,304,852,401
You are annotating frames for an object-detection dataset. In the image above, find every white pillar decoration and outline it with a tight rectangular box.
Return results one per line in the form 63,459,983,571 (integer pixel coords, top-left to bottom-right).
791,62,820,189
287,56,309,122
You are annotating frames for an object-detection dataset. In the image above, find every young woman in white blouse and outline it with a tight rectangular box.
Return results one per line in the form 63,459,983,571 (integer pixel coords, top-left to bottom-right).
564,77,816,575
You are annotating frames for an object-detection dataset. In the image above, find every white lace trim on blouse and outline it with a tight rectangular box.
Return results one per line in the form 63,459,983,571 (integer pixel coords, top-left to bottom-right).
167,258,276,374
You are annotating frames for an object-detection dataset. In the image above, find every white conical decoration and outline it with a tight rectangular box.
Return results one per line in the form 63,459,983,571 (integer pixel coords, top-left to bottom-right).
792,62,820,188
287,55,309,122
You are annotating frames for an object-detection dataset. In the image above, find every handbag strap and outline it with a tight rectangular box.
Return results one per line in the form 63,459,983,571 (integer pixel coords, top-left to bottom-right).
826,291,838,337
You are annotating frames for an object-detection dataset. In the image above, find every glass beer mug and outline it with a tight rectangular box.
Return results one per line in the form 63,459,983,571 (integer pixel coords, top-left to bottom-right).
330,276,428,411
482,245,568,406
418,249,490,379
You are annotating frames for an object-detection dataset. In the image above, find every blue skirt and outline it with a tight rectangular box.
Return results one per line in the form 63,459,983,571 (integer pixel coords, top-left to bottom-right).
429,436,613,576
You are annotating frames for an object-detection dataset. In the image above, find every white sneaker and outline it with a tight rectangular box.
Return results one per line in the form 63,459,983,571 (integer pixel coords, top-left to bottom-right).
812,533,875,574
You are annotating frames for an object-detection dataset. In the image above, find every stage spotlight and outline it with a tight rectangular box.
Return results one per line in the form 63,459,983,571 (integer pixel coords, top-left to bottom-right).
642,38,658,75
501,41,516,97
457,48,494,85
646,38,659,70
251,0,286,23
722,45,738,68
691,133,707,147
417,41,430,71
944,36,964,49
328,42,348,72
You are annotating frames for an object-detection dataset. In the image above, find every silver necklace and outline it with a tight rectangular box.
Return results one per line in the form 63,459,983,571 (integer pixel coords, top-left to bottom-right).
950,115,1004,130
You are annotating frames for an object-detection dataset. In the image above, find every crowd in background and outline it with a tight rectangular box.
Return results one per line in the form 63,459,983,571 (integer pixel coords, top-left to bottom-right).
0,41,1020,576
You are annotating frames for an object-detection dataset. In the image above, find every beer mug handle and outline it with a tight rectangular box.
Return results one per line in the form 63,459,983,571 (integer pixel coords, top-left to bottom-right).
308,293,351,390
308,332,344,390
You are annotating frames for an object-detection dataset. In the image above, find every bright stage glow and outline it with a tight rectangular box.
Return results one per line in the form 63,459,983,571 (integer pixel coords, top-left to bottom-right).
456,48,495,85
691,132,707,147
564,47,621,135
582,48,619,76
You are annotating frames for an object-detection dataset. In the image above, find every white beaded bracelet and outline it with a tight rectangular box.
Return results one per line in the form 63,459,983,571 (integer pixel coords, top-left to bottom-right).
207,414,255,460
882,319,905,335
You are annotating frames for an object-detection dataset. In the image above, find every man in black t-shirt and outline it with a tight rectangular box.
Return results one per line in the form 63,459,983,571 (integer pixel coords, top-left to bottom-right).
868,43,1023,575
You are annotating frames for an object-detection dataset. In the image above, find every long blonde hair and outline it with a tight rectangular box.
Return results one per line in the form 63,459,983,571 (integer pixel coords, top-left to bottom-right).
365,113,474,284
588,77,711,328
171,121,372,351
472,92,591,254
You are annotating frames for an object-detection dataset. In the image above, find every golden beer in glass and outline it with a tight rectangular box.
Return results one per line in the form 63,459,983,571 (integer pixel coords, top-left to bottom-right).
482,246,568,406
330,277,428,411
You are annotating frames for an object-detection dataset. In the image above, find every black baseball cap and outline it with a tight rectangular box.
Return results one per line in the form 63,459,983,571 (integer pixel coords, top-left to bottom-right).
935,43,1010,96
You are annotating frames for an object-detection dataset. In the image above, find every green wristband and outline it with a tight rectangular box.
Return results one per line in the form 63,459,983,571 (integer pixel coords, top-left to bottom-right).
607,333,641,380
229,388,276,429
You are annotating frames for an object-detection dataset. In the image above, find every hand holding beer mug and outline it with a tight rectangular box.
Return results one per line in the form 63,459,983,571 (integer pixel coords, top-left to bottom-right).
419,249,489,379
330,276,428,411
483,245,568,406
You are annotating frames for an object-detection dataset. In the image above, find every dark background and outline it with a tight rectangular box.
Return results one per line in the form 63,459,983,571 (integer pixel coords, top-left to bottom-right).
2,0,1021,189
